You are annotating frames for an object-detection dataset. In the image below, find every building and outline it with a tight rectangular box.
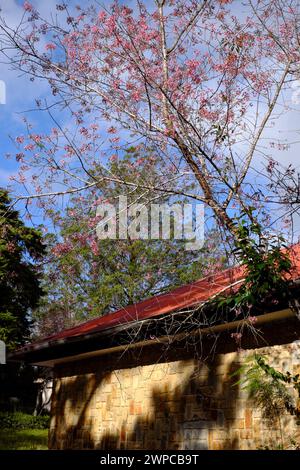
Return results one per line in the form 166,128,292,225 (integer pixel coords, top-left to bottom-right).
9,245,300,450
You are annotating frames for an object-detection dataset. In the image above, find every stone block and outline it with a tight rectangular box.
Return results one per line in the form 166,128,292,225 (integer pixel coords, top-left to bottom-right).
240,430,253,439
228,418,245,429
245,409,252,429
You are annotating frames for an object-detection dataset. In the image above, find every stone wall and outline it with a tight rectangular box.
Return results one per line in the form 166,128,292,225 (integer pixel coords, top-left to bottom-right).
48,339,300,450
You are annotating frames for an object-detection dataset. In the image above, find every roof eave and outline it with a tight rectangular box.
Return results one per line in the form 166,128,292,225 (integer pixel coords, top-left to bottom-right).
7,308,297,367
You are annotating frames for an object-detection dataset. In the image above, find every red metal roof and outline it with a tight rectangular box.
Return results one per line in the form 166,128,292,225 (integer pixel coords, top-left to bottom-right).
31,243,300,346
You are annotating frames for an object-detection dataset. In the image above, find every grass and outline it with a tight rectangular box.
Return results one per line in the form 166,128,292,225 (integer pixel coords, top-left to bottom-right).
0,428,48,450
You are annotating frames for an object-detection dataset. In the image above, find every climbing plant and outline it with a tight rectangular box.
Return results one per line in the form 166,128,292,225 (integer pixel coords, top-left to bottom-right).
215,209,292,320
234,354,300,423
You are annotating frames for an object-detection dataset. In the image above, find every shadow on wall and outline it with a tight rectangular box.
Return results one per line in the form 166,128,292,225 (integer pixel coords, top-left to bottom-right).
49,348,243,450
50,369,110,449
98,359,241,451
48,319,300,450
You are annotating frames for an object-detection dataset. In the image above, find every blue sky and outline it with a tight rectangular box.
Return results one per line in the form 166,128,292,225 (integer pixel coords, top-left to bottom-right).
0,0,90,228
0,1,57,190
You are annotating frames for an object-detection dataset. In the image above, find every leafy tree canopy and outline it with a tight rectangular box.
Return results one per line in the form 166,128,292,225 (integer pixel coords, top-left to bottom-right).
0,190,45,349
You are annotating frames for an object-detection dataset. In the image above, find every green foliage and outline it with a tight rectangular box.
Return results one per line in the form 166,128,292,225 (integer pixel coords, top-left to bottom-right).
233,354,300,423
0,412,50,430
0,189,46,348
257,439,300,451
216,208,292,316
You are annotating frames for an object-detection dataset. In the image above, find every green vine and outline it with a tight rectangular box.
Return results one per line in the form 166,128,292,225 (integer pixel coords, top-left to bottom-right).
216,208,292,316
233,354,300,422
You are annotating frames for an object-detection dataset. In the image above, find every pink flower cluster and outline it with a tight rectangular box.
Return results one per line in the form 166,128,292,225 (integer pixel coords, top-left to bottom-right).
45,43,56,51
23,1,33,12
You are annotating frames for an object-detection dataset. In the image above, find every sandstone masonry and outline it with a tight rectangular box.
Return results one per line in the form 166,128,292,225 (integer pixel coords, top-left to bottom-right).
49,341,300,450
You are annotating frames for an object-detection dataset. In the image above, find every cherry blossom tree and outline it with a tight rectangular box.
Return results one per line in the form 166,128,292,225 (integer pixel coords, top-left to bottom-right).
0,0,299,256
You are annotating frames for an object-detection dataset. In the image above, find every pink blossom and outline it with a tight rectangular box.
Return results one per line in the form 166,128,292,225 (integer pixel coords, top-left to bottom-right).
131,90,141,101
98,11,107,22
95,197,103,205
52,241,73,257
88,216,101,228
73,233,88,247
231,332,242,341
18,173,26,183
110,136,120,143
24,144,35,151
79,127,89,136
31,134,42,143
6,241,16,253
23,1,33,12
90,239,99,256
45,43,56,51
91,26,100,34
